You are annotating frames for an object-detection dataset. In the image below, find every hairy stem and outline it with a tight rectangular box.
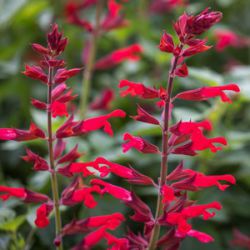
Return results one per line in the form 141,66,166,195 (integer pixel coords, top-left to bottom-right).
147,46,183,250
79,0,104,118
47,67,63,250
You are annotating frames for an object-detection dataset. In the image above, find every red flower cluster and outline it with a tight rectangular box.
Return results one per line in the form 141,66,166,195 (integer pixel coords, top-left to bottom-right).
214,28,250,51
115,7,239,250
0,24,132,249
0,7,240,250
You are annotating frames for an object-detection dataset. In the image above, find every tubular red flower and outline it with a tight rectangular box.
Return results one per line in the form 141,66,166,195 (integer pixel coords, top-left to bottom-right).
54,68,81,84
35,203,53,228
119,80,159,99
65,2,94,32
170,120,212,136
175,84,240,103
184,169,236,191
0,123,45,141
72,185,102,208
22,148,49,171
182,40,212,57
90,89,114,110
23,65,48,83
57,144,82,164
32,43,49,55
69,161,97,177
122,133,160,154
101,0,128,31
104,232,129,250
166,201,222,234
0,186,49,203
95,157,134,178
95,44,143,70
175,63,188,77
125,192,153,223
31,98,47,110
182,229,214,243
161,185,175,203
131,105,160,125
159,31,175,53
79,109,126,136
90,178,132,202
186,8,222,35
191,131,227,153
51,101,68,118
0,186,26,201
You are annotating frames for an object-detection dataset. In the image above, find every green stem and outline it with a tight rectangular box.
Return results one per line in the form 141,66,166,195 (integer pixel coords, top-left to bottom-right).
147,45,183,250
47,67,63,250
79,0,104,118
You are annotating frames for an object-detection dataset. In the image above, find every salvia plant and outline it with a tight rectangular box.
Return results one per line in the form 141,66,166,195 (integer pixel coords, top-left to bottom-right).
0,6,241,250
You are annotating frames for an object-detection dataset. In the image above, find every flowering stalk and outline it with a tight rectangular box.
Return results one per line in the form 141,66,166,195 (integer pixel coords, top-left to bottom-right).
65,0,143,116
79,0,104,118
148,44,184,250
47,65,63,250
119,7,240,250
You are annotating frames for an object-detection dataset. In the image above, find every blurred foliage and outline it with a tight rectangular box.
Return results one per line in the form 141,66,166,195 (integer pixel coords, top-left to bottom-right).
0,0,250,249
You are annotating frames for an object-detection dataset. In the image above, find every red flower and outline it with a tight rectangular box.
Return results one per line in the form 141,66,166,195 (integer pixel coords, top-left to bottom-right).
95,44,143,70
131,105,160,125
159,31,175,53
0,186,49,203
23,65,48,84
90,89,114,110
183,229,214,243
122,133,160,154
101,0,128,31
175,84,240,103
64,213,126,249
125,192,153,223
35,203,53,228
90,178,132,202
186,8,222,35
65,2,94,32
22,148,49,171
175,63,188,77
214,29,250,51
184,169,236,191
57,144,82,164
31,98,47,110
182,40,211,57
119,80,159,99
47,24,68,55
94,157,135,178
60,212,125,236
191,131,227,153
0,186,26,201
161,185,175,203
31,43,49,56
79,109,126,136
72,185,102,208
51,101,68,118
0,123,45,141
170,120,212,136
69,160,98,177
104,232,129,250
54,68,81,84
166,201,222,234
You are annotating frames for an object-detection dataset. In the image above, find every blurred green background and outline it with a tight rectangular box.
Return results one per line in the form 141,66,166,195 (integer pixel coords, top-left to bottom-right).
0,0,250,249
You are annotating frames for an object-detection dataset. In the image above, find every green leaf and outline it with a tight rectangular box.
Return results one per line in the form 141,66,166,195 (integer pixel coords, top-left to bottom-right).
0,216,26,232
